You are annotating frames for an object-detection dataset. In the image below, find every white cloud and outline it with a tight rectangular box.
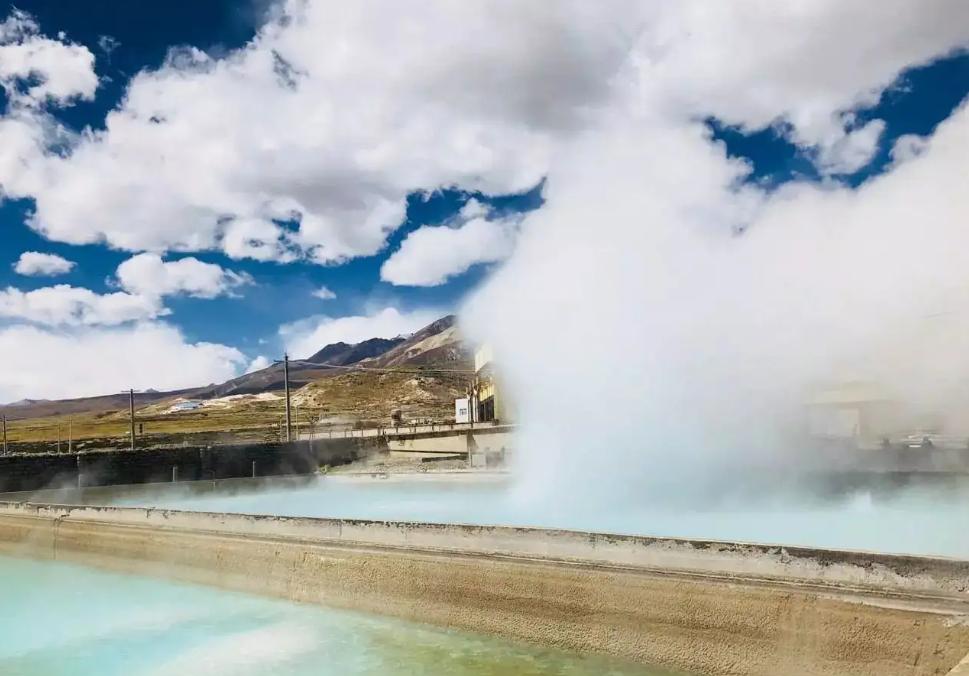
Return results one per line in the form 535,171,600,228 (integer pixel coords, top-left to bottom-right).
0,10,97,106
634,2,969,160
13,251,75,276
97,35,119,56
0,322,244,402
221,217,296,263
381,214,519,286
244,355,271,374
311,286,336,300
458,198,490,220
812,119,886,175
1,1,968,422
1,254,250,330
890,133,930,164
280,307,439,359
1,3,966,264
0,284,165,326
115,253,252,299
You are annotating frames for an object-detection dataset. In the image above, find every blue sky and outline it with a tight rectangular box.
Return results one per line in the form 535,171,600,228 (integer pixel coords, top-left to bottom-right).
0,1,967,401
710,51,969,188
0,0,544,359
0,178,542,352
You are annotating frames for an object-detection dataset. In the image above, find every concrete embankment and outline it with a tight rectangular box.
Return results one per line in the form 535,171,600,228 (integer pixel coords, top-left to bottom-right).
0,437,382,492
1,501,968,676
386,424,514,463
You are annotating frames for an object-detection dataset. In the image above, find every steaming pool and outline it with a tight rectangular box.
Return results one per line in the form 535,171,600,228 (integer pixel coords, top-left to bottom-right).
0,555,672,676
7,474,969,675
111,473,969,558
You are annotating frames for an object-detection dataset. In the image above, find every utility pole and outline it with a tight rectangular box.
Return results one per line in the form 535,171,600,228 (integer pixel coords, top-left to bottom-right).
271,353,294,443
68,417,73,453
1,414,6,454
467,380,477,431
129,388,136,451
284,354,292,442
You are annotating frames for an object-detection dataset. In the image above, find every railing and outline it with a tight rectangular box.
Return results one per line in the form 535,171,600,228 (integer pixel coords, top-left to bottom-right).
299,420,512,441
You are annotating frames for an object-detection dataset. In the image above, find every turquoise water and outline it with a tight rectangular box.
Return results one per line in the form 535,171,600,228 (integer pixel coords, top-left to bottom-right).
0,555,672,676
116,475,969,558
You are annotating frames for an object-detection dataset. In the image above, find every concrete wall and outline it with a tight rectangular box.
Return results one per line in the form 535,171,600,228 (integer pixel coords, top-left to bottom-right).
1,501,968,676
387,426,514,457
0,437,380,493
0,474,319,505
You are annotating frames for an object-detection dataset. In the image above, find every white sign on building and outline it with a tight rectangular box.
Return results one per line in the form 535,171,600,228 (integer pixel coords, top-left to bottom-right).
454,397,471,424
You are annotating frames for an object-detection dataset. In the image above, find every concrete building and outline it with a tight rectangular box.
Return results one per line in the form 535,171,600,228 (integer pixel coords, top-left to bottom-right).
473,344,513,423
804,381,902,447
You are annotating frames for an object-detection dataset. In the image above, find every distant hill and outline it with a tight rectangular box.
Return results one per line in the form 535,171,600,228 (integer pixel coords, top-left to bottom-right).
306,337,405,366
293,314,473,422
0,389,199,422
364,315,469,368
5,398,50,408
189,360,333,399
1,314,472,424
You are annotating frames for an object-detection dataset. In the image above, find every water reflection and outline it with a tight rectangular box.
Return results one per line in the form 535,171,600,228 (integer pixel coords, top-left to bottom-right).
0,556,674,676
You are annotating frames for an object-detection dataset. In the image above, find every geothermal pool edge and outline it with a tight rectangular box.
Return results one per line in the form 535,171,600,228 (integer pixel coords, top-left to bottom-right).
1,501,968,676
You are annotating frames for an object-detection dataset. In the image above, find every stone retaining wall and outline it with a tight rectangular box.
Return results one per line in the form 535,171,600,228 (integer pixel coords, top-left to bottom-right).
0,437,380,492
1,502,968,676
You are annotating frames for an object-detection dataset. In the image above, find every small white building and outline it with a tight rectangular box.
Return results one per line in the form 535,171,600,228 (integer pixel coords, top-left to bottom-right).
171,400,202,413
454,397,471,424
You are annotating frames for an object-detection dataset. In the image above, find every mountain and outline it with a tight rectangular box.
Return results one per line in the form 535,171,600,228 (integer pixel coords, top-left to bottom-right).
1,315,471,424
4,398,50,408
293,315,473,422
188,315,467,400
306,337,405,366
364,315,470,368
0,390,198,422
190,360,329,399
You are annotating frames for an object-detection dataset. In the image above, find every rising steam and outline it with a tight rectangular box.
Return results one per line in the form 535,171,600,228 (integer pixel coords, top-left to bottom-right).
463,89,969,502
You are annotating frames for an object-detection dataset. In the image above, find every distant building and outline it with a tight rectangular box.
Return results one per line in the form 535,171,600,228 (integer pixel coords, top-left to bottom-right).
804,382,901,447
472,344,512,423
170,400,202,412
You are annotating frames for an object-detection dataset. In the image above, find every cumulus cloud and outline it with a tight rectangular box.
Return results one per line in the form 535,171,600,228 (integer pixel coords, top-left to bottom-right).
244,355,271,374
0,3,592,262
0,322,244,402
311,286,336,300
1,1,968,422
280,307,440,359
0,254,250,331
115,253,252,299
381,212,520,287
0,284,165,326
0,9,97,106
13,251,75,276
812,119,887,175
458,198,490,220
633,2,969,161
6,2,962,264
890,133,930,164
